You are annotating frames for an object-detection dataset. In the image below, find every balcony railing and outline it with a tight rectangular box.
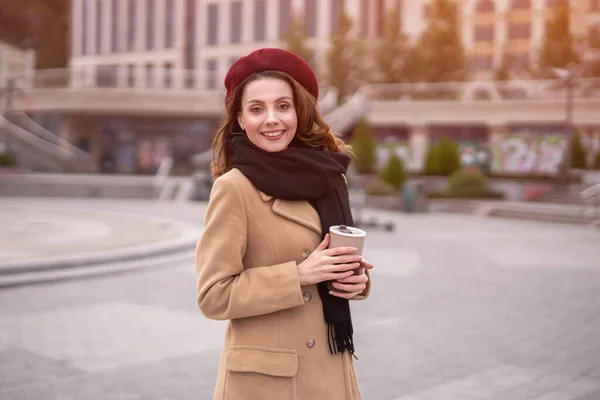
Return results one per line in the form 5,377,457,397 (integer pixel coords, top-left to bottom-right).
364,78,600,101
11,66,332,98
10,68,600,105
12,66,229,92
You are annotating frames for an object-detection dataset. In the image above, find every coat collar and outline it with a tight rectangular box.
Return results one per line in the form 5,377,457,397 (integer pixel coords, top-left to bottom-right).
258,190,321,235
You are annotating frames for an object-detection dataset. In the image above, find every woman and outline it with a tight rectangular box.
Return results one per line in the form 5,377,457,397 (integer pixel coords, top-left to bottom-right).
195,48,373,400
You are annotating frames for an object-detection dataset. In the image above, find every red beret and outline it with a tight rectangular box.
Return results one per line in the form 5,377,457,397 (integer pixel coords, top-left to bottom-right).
224,48,319,104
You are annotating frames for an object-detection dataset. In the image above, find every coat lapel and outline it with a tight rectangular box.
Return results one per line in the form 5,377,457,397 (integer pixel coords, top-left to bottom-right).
258,191,322,235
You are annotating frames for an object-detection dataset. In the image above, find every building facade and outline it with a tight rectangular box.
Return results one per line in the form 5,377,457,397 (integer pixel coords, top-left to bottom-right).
69,0,600,87
16,0,599,175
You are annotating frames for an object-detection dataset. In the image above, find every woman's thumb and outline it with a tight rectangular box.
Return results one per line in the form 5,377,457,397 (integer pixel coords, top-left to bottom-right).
317,233,330,250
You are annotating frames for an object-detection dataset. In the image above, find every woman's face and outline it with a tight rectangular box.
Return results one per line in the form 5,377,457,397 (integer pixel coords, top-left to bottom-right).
237,78,298,152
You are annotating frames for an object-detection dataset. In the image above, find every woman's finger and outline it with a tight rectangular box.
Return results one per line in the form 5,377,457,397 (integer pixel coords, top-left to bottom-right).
327,270,355,281
327,262,361,273
361,260,374,270
328,289,364,299
331,281,366,293
336,274,368,284
323,246,359,257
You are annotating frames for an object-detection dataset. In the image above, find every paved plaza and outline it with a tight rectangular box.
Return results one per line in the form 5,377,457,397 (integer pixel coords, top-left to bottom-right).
1,198,600,400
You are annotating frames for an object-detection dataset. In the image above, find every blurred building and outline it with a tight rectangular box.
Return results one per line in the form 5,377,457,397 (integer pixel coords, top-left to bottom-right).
7,0,600,175
0,40,35,90
68,0,600,85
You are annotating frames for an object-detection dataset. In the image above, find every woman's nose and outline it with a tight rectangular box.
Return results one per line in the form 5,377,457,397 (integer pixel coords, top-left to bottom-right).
264,109,278,124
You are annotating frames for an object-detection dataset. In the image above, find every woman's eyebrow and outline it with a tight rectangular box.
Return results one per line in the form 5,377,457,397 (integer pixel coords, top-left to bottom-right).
247,96,292,103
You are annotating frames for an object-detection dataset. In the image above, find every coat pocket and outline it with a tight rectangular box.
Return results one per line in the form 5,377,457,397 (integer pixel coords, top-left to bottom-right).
224,345,298,400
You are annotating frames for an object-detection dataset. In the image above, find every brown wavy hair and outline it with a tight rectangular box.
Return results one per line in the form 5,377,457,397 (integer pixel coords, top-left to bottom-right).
211,70,350,178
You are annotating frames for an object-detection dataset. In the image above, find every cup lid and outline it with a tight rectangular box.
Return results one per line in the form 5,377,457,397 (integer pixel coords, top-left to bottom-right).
329,225,366,237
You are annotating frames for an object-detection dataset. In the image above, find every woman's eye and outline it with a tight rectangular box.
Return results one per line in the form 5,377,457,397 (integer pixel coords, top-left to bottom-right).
279,103,290,110
250,107,262,113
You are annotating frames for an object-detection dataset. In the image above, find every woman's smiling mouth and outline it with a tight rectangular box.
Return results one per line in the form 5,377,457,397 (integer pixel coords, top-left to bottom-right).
261,130,286,139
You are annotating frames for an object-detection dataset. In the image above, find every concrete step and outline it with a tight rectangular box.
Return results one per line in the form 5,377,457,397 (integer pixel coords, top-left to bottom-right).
487,209,596,225
0,250,194,289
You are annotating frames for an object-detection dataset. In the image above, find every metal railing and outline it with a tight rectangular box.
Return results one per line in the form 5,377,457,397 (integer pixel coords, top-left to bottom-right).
13,67,600,104
364,78,600,102
581,182,600,220
11,66,332,95
6,112,90,156
0,114,94,172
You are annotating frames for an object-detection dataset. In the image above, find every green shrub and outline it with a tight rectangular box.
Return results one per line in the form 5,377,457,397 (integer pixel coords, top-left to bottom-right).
365,179,399,197
448,167,488,194
427,188,505,199
0,152,17,166
350,119,377,173
427,167,505,199
424,146,440,175
380,150,406,189
437,136,461,175
424,136,461,175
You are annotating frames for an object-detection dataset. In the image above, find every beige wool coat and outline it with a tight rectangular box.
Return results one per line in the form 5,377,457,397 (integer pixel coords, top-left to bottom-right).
195,168,371,400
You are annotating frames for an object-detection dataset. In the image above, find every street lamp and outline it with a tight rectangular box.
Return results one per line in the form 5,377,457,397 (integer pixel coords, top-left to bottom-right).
551,64,583,183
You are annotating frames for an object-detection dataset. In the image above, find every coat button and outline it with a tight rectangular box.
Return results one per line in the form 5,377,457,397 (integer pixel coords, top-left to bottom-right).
306,339,315,348
302,250,310,259
303,292,312,302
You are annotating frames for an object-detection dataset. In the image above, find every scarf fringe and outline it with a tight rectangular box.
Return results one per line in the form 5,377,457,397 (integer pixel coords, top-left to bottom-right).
327,321,355,355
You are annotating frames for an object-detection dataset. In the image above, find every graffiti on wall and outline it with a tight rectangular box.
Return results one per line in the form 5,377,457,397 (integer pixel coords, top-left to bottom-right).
493,134,567,174
458,142,492,172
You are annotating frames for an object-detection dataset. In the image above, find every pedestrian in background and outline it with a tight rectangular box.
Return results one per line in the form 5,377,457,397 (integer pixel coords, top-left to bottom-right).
195,48,374,400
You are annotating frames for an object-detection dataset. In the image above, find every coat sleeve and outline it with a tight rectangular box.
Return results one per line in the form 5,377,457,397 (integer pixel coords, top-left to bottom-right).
195,176,305,321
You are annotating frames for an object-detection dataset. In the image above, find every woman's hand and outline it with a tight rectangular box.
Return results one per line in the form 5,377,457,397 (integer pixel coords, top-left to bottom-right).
329,259,374,299
297,234,363,286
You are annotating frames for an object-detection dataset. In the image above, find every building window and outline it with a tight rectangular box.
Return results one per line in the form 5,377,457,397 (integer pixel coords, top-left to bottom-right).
230,1,242,43
278,0,291,39
165,0,175,47
128,0,136,51
474,55,493,71
475,0,495,13
111,0,119,52
147,0,155,49
97,65,118,87
305,0,317,37
374,0,384,37
146,63,153,88
184,0,196,75
474,25,495,41
254,0,266,41
96,0,102,53
330,0,344,34
207,3,219,45
128,64,136,87
82,0,88,55
508,22,531,39
164,63,173,88
510,0,531,10
510,52,529,69
206,58,217,89
360,0,369,36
